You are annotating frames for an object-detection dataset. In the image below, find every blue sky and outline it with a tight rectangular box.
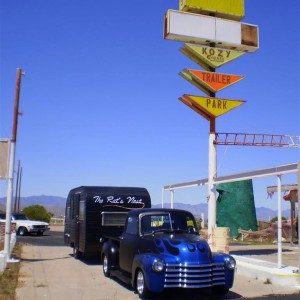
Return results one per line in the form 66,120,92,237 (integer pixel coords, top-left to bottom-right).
0,0,299,210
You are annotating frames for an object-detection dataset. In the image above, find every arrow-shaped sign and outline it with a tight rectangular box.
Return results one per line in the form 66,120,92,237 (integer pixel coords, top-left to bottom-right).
180,44,246,70
181,69,245,94
179,94,245,119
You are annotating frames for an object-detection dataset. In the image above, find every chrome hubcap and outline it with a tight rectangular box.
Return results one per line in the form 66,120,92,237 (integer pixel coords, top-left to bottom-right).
136,271,144,295
103,256,108,273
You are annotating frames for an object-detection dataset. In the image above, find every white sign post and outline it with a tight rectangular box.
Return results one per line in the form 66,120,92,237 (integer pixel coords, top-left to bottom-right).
208,133,217,246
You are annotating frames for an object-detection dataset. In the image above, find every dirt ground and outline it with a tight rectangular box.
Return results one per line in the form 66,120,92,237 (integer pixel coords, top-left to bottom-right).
15,226,300,300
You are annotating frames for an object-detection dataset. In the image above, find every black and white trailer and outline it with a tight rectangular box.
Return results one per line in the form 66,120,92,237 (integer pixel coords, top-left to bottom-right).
64,186,151,259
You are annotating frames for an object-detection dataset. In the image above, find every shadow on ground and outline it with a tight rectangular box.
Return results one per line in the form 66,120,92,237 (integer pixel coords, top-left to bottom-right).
230,249,293,256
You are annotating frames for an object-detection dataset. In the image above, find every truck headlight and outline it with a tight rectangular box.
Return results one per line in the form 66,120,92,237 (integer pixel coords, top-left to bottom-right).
152,259,164,272
225,257,236,270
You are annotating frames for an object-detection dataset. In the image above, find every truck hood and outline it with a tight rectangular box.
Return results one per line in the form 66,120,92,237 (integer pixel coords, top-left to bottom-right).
17,220,48,226
142,233,212,264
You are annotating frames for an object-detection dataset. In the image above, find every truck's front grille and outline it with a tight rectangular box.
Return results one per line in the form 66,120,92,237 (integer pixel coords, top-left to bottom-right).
164,263,225,288
32,225,47,229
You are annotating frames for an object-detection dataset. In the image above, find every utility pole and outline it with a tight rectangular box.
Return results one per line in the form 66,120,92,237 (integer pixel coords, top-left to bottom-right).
17,166,22,212
13,160,20,213
4,68,24,261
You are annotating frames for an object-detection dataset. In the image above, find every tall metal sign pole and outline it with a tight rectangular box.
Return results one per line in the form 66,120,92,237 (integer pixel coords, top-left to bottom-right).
4,68,24,260
208,62,217,246
164,0,259,247
179,94,245,246
208,124,217,245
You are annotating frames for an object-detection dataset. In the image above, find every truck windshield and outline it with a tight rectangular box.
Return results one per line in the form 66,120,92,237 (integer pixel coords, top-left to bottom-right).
13,214,29,221
141,212,197,235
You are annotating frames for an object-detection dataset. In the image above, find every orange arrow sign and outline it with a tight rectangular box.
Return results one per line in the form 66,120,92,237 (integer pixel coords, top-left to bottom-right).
179,94,245,119
186,69,245,93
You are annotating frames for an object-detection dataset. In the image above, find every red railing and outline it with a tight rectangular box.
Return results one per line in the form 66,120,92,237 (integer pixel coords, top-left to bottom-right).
214,133,300,148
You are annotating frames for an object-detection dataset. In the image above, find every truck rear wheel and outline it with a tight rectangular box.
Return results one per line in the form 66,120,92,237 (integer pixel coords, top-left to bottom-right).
136,269,150,298
102,255,110,277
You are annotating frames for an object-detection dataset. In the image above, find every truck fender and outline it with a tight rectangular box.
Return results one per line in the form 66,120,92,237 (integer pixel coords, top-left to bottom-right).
132,254,165,293
212,253,236,289
101,241,120,269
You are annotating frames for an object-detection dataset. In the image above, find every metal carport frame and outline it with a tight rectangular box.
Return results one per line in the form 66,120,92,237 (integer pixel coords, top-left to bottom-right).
162,162,300,270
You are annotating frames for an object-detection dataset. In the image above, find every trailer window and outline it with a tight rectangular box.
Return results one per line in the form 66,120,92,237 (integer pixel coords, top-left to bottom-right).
101,212,127,226
79,201,85,220
71,193,80,219
66,206,71,220
71,195,75,219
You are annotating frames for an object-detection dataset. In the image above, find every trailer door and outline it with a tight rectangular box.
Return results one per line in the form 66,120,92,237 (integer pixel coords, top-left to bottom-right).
73,193,81,250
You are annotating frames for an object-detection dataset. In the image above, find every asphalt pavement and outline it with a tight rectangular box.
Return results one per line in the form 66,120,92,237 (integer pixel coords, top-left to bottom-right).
15,226,300,300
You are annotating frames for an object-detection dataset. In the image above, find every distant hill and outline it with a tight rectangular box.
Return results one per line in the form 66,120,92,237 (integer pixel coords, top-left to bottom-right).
255,207,290,221
152,202,208,218
0,195,66,217
0,196,291,220
153,203,291,221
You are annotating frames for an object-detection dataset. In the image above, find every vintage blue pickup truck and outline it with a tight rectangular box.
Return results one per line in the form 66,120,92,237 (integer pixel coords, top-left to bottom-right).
100,208,236,298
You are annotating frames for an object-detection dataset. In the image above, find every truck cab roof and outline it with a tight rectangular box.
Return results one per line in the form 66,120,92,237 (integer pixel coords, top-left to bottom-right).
127,208,195,216
0,213,29,221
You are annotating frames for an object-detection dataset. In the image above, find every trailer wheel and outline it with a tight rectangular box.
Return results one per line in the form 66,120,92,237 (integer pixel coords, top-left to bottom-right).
73,248,82,259
18,227,28,236
136,269,150,298
102,255,110,278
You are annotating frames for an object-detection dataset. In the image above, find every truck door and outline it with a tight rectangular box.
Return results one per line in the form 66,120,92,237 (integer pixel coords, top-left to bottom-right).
119,215,139,273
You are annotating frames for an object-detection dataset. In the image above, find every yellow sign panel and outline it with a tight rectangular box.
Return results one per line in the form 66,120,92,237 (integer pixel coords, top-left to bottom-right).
180,44,245,70
179,94,245,119
179,0,245,21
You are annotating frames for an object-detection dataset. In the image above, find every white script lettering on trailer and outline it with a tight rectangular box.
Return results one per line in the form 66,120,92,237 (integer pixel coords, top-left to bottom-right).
93,195,143,204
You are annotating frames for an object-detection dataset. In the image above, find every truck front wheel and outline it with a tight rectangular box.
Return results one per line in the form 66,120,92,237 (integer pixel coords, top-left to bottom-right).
102,255,110,278
136,269,150,298
18,227,28,236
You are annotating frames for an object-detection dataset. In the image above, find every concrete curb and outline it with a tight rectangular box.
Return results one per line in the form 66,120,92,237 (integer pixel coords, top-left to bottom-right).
0,233,17,273
233,255,300,288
